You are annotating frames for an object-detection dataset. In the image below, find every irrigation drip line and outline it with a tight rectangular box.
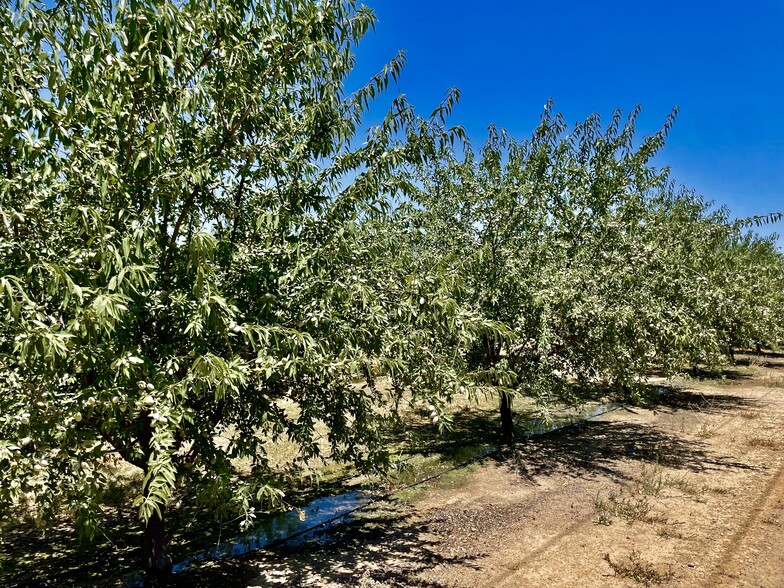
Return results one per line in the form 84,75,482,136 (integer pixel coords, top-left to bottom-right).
174,401,625,574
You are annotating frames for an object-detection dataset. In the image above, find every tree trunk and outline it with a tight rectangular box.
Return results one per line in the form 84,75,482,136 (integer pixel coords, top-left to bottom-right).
500,392,514,445
484,335,514,444
139,414,172,577
143,509,172,576
728,345,735,363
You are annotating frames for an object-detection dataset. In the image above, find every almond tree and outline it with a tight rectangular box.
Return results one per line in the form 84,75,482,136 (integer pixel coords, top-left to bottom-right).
0,0,482,575
410,105,679,441
410,103,783,439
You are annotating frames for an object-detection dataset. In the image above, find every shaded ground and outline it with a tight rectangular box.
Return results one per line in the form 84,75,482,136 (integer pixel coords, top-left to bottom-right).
0,384,578,587
4,355,784,587
169,353,784,587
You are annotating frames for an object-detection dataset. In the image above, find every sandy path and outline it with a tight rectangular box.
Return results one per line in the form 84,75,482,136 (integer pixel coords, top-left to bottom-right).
173,357,784,588
707,453,784,587
405,371,784,588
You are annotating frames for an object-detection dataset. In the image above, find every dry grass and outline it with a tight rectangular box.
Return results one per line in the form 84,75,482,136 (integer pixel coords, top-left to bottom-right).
764,376,784,388
664,474,702,496
593,490,656,525
604,550,675,585
655,525,688,540
636,466,666,497
738,409,762,420
746,435,781,449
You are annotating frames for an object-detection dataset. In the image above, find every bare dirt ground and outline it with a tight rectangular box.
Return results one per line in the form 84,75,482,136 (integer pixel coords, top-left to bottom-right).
174,354,784,588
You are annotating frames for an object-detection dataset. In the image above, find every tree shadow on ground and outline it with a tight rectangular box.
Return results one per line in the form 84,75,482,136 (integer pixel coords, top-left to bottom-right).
4,381,768,587
0,504,143,588
685,366,754,382
165,501,471,588
505,387,763,484
742,349,784,360
629,385,760,413
0,485,270,588
385,383,629,464
383,405,524,464
505,419,760,485
735,357,784,369
162,384,765,587
0,404,541,588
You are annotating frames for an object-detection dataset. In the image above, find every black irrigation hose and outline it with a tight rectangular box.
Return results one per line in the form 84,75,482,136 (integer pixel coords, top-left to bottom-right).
175,401,626,574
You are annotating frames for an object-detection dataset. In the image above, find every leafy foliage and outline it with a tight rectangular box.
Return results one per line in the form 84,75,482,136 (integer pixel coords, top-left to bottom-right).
1,0,782,577
409,102,784,416
0,0,486,570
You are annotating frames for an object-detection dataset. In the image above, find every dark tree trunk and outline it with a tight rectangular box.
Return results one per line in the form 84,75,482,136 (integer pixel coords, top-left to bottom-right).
143,509,172,576
138,415,172,577
500,392,514,445
728,345,735,363
483,334,514,444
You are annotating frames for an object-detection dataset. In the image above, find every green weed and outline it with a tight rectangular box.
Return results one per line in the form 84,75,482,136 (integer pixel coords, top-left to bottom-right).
636,466,665,497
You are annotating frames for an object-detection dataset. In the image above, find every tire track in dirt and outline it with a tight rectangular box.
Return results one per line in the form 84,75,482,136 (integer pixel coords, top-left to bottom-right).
481,386,782,588
663,384,784,587
704,438,784,587
481,510,595,587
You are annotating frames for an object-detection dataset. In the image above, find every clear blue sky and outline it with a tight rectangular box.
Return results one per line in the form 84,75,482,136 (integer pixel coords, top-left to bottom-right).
350,0,784,240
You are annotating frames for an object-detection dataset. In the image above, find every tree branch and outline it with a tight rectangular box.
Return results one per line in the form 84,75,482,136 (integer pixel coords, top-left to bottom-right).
230,173,247,243
161,104,254,275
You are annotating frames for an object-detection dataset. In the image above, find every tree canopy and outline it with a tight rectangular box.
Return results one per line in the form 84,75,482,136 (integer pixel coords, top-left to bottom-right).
0,0,488,573
1,0,782,579
407,103,784,435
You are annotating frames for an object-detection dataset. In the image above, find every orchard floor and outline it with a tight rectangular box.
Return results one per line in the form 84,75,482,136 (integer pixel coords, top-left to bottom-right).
173,354,784,588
